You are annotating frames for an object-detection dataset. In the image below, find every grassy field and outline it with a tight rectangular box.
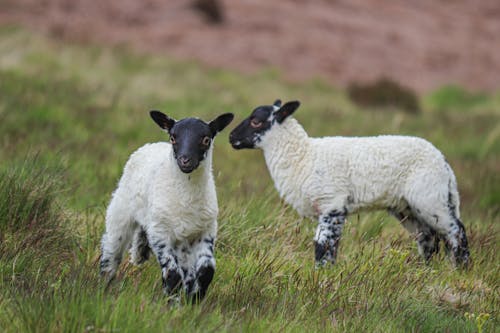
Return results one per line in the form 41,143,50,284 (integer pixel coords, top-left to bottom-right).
0,27,499,332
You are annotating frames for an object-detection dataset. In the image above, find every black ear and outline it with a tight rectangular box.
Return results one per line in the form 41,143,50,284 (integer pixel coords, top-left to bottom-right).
209,113,234,137
274,101,300,124
150,110,176,132
273,99,282,108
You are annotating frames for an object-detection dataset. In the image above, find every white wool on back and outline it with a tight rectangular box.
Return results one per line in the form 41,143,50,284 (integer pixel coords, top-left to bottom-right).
259,117,458,224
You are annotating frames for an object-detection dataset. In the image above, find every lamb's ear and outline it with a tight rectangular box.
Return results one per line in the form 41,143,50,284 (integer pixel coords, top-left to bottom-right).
274,101,300,124
273,99,282,108
150,110,176,132
209,113,234,137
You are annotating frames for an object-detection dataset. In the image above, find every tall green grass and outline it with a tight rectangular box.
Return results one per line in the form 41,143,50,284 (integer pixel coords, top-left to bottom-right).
0,28,498,332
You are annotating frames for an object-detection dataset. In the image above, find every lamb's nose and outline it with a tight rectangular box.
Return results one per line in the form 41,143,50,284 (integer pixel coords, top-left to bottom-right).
179,156,191,166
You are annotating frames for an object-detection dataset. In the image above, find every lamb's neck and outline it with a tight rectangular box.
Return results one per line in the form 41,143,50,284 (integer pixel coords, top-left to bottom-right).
261,118,311,201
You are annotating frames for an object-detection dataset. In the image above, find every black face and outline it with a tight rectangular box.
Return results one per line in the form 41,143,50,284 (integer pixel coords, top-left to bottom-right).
169,118,212,173
229,105,274,149
229,99,300,149
150,111,234,173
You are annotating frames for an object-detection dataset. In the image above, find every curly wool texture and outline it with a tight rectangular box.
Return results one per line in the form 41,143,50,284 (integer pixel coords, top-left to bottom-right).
106,142,218,243
259,117,460,233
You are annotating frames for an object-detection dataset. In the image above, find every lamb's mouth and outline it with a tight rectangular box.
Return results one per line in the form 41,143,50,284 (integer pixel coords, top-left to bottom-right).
178,164,197,173
230,138,255,149
231,140,243,149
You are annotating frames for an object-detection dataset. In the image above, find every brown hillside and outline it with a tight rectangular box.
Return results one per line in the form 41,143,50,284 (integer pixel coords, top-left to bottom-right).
1,0,499,92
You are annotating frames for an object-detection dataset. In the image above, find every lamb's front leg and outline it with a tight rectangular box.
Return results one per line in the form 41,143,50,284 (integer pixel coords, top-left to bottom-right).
314,210,346,267
186,234,216,303
148,233,183,296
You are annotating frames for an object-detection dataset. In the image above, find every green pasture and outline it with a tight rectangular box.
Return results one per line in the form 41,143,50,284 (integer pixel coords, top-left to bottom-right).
0,28,498,332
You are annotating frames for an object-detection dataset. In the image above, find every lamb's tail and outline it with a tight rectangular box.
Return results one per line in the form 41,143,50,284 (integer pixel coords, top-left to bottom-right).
446,162,460,220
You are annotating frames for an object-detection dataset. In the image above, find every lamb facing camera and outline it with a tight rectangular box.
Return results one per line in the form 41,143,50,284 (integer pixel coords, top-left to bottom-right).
229,99,469,268
100,110,233,303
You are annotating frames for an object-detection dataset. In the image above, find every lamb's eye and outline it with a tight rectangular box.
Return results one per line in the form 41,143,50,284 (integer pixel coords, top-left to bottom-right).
201,136,211,146
170,136,176,144
250,119,262,128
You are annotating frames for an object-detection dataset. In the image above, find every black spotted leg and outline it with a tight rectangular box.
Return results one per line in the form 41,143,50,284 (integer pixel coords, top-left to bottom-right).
148,234,183,296
314,210,346,267
186,234,216,303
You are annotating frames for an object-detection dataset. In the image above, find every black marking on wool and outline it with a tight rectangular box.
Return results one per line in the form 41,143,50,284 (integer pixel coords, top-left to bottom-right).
321,208,347,224
199,253,214,260
389,206,441,262
315,210,346,266
163,268,182,294
153,240,166,249
416,228,440,262
185,277,195,295
152,242,173,268
136,228,151,264
448,191,457,219
169,251,179,265
447,191,470,266
99,258,110,273
203,237,214,244
314,241,327,262
191,265,215,303
203,237,215,252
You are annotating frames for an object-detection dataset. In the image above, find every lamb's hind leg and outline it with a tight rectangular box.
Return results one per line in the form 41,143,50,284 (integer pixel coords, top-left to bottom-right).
419,210,470,267
314,209,347,267
405,172,470,267
446,218,469,267
389,208,440,262
407,201,469,267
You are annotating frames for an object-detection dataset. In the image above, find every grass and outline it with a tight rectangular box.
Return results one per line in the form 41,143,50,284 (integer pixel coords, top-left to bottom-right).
0,27,499,332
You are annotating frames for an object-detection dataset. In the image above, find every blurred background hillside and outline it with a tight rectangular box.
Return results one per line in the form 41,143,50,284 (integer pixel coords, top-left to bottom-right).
1,0,500,93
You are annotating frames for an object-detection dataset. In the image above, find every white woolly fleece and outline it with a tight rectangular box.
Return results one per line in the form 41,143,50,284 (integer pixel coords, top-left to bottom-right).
257,117,459,235
105,142,218,247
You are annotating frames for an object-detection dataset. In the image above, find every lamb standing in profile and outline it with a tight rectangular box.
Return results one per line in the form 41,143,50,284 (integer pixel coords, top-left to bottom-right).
100,110,234,302
229,100,469,267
